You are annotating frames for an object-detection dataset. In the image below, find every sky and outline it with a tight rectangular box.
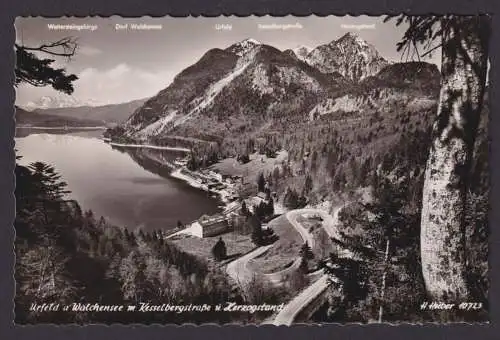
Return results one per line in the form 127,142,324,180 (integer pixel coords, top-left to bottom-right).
15,16,442,107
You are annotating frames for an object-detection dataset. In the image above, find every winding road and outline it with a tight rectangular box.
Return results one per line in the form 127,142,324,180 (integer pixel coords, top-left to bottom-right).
226,244,273,286
270,205,346,326
270,275,331,325
226,205,348,325
226,208,324,287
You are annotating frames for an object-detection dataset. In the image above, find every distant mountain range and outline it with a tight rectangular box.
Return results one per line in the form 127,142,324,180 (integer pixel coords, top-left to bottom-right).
23,95,105,111
15,106,105,128
17,98,148,126
115,32,439,149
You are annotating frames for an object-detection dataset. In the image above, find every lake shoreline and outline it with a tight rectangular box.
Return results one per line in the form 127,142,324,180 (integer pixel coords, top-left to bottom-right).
16,125,107,130
169,167,236,205
105,138,236,224
105,138,236,205
106,141,191,153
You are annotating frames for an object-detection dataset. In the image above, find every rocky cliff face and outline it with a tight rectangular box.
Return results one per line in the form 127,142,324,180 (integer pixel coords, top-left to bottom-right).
308,62,440,121
305,32,389,82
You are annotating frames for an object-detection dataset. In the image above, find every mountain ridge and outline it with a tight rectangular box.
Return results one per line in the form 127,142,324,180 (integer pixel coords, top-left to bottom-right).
106,36,442,186
22,95,105,111
115,35,438,145
15,106,106,128
30,98,149,125
120,39,350,144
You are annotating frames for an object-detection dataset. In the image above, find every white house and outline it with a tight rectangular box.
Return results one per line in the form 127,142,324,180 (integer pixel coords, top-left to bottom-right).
190,214,230,238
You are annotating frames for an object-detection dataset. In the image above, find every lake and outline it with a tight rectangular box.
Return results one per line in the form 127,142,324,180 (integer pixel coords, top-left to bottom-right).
15,128,222,232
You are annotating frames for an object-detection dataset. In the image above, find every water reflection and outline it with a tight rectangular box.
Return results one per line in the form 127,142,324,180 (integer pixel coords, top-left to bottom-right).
111,145,180,179
15,127,106,138
15,130,221,231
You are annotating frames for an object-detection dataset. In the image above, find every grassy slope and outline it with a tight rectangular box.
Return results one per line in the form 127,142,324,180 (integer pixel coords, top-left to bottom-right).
248,214,302,273
210,151,288,180
169,232,255,268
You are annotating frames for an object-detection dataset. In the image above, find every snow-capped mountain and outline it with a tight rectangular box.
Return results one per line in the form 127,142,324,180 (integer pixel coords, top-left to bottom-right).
22,95,105,111
305,32,388,81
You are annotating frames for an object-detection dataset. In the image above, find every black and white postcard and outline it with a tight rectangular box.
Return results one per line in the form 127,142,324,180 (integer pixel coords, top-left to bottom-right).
13,15,490,325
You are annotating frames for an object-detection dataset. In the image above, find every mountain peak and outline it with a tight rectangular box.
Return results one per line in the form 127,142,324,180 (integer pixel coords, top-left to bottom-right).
306,33,388,81
292,45,311,51
241,38,261,45
336,32,369,48
227,38,262,56
340,31,359,39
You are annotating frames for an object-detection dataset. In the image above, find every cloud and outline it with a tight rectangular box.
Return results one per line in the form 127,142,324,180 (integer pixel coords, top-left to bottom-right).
77,45,102,56
16,63,175,107
74,63,173,103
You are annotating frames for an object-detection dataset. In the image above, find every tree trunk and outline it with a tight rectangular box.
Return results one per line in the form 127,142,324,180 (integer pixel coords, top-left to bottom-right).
420,16,490,301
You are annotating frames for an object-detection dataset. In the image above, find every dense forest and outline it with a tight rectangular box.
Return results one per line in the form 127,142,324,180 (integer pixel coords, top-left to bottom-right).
311,93,489,323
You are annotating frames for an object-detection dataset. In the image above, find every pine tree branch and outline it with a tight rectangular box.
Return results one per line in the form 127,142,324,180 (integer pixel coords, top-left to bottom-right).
15,37,78,59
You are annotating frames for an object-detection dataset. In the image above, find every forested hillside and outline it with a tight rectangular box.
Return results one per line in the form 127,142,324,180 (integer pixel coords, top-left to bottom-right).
312,90,489,323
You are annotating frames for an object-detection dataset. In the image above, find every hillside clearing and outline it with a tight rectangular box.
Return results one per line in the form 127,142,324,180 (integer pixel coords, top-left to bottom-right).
247,214,302,273
168,231,255,267
210,150,288,181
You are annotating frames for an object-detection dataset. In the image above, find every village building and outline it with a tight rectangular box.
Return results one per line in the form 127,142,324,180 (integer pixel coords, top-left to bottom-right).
221,174,243,183
189,213,231,238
